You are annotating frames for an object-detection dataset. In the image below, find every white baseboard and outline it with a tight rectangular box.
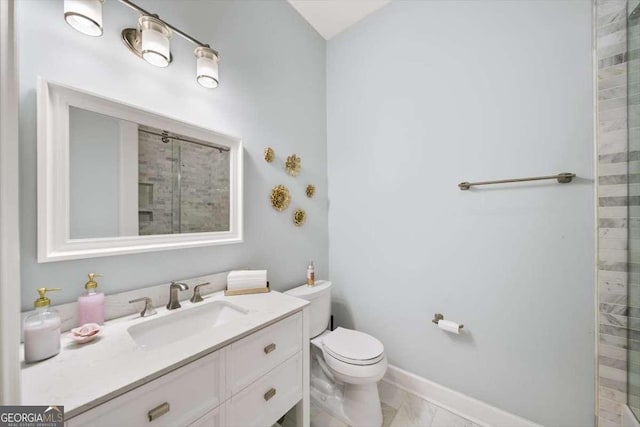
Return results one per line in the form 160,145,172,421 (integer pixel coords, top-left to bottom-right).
623,405,640,427
383,365,542,427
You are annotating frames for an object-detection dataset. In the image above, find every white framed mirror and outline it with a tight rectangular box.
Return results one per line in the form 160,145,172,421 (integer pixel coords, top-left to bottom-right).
37,78,243,262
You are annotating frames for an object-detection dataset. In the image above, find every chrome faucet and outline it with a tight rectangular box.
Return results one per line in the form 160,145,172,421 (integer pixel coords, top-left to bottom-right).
167,281,189,310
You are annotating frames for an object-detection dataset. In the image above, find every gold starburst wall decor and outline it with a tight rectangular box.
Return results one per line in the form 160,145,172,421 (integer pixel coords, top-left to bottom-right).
285,154,301,176
270,185,291,211
306,185,315,198
293,209,306,226
264,147,275,163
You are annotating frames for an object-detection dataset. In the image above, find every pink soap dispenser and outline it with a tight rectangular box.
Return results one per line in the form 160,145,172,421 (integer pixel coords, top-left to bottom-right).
78,273,105,325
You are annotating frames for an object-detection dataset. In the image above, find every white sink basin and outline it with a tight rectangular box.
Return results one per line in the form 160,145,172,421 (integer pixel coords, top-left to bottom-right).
127,301,248,349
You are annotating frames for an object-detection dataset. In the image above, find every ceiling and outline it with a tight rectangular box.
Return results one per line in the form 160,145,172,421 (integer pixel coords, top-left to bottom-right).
287,0,391,40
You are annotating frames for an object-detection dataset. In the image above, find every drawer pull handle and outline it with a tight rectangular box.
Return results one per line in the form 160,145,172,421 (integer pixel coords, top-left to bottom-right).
264,388,277,401
264,343,276,354
148,402,170,422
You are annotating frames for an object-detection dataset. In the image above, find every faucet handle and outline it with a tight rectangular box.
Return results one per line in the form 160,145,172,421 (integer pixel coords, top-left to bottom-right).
190,282,211,303
129,297,157,317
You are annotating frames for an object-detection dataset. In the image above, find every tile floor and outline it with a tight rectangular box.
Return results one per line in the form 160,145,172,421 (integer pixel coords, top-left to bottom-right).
379,381,480,427
281,380,479,427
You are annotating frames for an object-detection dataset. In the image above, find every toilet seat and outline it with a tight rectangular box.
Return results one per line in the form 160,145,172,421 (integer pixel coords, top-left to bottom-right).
322,327,384,366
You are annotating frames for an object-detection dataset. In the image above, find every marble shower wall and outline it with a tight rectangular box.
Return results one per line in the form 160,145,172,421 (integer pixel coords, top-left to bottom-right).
138,129,174,235
596,1,633,426
627,0,640,419
138,127,230,235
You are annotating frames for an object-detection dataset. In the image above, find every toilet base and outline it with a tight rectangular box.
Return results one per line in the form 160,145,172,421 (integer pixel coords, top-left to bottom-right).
343,382,384,426
310,381,383,427
310,348,384,427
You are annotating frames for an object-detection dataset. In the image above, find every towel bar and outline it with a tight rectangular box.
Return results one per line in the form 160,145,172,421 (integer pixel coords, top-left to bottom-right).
458,172,575,190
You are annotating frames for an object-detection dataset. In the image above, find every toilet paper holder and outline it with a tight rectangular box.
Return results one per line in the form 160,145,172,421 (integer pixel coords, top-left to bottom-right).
432,313,464,329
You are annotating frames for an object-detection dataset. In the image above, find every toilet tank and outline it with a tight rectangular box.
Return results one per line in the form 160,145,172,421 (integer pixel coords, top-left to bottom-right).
284,280,331,338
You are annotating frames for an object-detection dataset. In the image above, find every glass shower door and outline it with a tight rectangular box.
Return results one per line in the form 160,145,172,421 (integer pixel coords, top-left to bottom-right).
628,0,640,419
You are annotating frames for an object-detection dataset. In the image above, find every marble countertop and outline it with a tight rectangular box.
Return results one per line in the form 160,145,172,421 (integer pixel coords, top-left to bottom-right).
21,290,308,419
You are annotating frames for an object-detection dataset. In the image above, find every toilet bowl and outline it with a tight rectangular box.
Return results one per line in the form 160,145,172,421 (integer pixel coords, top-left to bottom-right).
285,281,387,427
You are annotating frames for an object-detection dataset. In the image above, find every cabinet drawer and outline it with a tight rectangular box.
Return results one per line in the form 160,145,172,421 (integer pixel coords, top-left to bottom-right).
227,352,302,427
228,312,302,394
188,404,225,427
67,350,225,427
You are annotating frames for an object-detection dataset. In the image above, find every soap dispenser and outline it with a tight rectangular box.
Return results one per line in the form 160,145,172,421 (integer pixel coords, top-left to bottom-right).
78,273,105,325
24,288,62,363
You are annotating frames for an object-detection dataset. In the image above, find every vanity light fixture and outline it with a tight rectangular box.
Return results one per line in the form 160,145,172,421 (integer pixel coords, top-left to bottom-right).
64,0,104,37
194,46,219,89
122,15,173,67
63,0,220,88
138,15,172,67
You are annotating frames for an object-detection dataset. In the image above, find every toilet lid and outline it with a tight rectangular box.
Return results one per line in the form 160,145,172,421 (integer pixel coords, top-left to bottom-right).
322,327,384,365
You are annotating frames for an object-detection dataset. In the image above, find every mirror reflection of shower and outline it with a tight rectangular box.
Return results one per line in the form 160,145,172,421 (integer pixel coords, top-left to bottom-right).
138,125,231,235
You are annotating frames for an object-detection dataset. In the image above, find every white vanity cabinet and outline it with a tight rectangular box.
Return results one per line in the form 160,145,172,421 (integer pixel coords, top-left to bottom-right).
64,312,305,427
227,352,302,427
227,313,303,426
228,311,302,394
66,350,226,427
188,405,226,427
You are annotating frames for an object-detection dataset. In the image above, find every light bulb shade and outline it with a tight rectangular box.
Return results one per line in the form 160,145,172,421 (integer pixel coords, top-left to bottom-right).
195,47,219,89
139,16,172,68
64,0,103,37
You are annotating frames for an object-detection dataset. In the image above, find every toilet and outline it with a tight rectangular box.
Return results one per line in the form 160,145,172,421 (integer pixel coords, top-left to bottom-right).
285,281,387,427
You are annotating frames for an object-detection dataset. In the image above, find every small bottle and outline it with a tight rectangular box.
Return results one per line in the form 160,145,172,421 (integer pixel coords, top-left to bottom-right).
307,261,315,286
78,273,105,325
24,288,62,363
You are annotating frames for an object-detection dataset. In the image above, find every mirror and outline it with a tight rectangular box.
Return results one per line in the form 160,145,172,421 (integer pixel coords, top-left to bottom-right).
68,108,231,238
37,79,243,262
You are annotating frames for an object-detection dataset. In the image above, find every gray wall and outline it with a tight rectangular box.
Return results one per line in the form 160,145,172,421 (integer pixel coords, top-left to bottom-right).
18,0,327,309
69,107,121,239
326,1,594,426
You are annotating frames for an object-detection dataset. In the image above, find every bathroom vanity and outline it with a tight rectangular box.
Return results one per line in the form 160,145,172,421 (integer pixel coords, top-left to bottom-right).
20,291,310,427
